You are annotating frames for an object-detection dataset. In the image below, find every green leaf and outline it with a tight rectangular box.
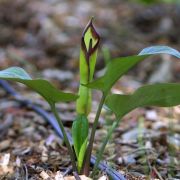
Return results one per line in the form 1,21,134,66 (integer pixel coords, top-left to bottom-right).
78,136,88,172
0,67,78,105
85,46,180,93
139,46,180,58
86,55,148,92
72,114,89,171
105,83,180,119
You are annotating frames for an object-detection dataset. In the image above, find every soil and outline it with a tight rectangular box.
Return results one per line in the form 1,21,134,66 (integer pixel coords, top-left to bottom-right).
0,0,179,179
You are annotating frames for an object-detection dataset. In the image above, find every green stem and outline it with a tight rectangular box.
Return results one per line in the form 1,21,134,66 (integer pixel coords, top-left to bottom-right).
91,118,121,177
50,103,78,172
82,93,106,176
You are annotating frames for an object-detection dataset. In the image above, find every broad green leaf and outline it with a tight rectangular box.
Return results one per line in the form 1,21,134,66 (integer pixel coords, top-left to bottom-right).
136,0,180,5
86,55,148,92
105,83,180,119
85,46,180,93
72,114,89,171
139,46,180,58
0,67,78,105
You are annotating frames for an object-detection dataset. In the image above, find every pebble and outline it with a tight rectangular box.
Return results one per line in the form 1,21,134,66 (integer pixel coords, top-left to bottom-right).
122,128,146,142
64,175,92,180
118,155,136,165
41,146,48,162
40,171,50,179
167,135,180,151
145,110,158,121
153,121,167,130
145,141,152,149
55,171,63,180
0,153,10,166
15,156,21,167
98,175,108,180
0,140,11,151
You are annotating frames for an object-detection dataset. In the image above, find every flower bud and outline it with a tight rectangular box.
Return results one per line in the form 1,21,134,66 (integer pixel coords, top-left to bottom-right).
76,18,100,115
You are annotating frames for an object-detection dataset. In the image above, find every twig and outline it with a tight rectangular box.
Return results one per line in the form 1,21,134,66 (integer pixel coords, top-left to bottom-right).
114,141,139,148
63,166,73,176
152,166,164,180
23,164,29,180
73,172,81,180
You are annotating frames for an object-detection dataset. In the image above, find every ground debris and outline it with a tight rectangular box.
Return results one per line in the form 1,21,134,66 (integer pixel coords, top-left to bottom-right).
0,0,179,179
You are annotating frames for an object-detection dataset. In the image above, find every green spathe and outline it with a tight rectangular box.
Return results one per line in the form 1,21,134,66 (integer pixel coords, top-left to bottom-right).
76,18,100,115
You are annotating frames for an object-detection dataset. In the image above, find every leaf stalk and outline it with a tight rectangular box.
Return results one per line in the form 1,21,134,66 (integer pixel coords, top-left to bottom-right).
82,93,106,176
50,104,78,172
91,119,121,177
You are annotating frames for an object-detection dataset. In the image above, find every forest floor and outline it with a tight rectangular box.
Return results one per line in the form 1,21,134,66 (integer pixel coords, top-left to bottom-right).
0,0,179,179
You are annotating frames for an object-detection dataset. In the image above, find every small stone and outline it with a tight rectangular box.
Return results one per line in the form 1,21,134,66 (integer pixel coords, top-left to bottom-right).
167,135,180,151
41,146,48,162
145,110,158,121
118,155,136,165
98,175,107,180
0,153,10,166
0,140,11,151
15,156,21,167
55,171,63,180
122,128,146,142
145,141,152,149
153,121,167,130
8,129,16,137
40,171,50,179
64,175,92,180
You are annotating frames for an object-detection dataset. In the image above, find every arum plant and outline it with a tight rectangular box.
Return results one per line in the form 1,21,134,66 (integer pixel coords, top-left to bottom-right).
72,19,100,172
0,18,180,178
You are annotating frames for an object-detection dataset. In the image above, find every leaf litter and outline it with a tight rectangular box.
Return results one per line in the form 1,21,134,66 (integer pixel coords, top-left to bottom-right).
0,0,180,179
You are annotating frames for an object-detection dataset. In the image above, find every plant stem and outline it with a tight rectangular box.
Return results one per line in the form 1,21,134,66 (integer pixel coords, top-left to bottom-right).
82,93,106,176
91,118,121,177
50,104,78,172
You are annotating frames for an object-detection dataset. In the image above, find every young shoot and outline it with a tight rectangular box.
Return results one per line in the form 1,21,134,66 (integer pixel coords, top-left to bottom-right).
0,18,179,178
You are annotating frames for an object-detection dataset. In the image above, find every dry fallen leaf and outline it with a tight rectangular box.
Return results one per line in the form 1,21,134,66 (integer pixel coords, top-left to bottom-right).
64,175,92,180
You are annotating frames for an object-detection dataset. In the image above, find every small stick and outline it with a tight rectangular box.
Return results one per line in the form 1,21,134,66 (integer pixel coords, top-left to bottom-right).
23,164,29,180
152,166,164,180
73,171,81,180
63,166,73,176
